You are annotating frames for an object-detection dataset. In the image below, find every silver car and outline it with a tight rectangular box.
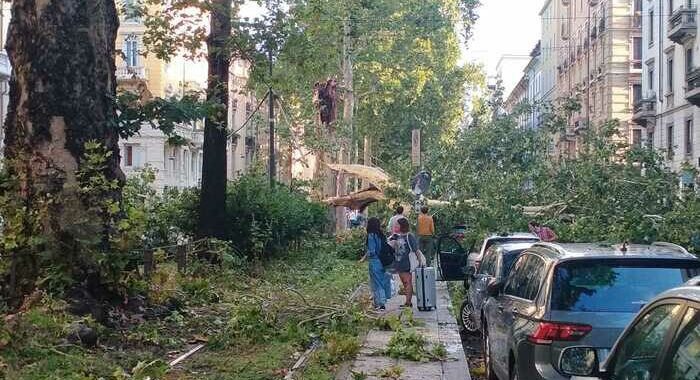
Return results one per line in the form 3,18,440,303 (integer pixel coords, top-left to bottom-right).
459,242,536,333
481,242,700,380
560,276,700,380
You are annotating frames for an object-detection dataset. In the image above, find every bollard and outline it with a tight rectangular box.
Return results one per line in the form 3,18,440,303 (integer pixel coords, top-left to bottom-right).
176,244,187,273
144,250,154,279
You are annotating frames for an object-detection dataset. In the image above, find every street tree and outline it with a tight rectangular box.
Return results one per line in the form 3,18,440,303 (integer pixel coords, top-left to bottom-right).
1,0,123,301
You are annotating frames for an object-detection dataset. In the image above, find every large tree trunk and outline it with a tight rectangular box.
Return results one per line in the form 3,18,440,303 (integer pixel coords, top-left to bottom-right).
198,0,231,239
335,17,354,232
3,0,121,301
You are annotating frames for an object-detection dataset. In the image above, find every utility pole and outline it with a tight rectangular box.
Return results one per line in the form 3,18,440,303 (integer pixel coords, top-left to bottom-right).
268,46,276,185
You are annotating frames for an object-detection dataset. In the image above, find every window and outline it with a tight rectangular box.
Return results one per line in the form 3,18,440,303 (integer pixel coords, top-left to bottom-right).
669,58,675,93
611,304,683,380
650,10,655,44
633,84,643,103
504,254,547,301
669,124,676,158
500,250,526,278
479,248,498,276
687,48,694,74
666,308,700,380
649,68,655,91
550,259,699,313
125,35,138,67
633,37,642,64
633,129,643,148
686,119,694,155
670,0,675,16
125,145,133,167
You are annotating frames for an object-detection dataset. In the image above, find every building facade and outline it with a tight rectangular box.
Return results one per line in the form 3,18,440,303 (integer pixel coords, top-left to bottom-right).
115,3,260,191
504,42,544,130
0,2,11,157
554,0,643,157
635,0,699,174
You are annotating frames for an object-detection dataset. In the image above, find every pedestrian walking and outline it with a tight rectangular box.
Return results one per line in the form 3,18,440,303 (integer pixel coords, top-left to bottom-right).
387,206,406,235
360,217,392,310
389,218,426,308
416,206,435,265
528,221,558,242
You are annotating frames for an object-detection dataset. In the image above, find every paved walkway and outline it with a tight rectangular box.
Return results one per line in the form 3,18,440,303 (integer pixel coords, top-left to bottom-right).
341,281,470,380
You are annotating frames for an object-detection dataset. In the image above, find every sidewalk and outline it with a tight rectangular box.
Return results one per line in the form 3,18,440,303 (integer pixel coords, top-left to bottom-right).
341,282,470,380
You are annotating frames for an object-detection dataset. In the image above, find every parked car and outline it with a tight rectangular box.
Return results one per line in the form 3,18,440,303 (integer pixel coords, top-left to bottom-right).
481,242,700,380
436,232,539,287
466,232,540,274
459,242,537,333
560,276,700,380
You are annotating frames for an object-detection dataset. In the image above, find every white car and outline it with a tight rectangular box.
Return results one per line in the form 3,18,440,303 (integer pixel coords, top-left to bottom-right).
466,232,539,275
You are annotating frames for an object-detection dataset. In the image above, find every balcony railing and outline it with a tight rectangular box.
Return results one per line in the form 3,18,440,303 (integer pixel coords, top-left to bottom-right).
685,67,700,106
116,66,147,80
668,6,697,44
0,50,11,80
632,95,657,127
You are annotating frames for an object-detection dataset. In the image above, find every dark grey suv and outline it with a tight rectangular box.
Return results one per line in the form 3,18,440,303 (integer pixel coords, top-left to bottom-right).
481,242,700,380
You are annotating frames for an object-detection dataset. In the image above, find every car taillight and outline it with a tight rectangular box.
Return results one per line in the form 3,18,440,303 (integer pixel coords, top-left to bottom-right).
527,322,592,345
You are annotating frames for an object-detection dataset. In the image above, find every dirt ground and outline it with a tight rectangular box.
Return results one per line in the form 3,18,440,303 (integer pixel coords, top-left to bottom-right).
460,330,486,380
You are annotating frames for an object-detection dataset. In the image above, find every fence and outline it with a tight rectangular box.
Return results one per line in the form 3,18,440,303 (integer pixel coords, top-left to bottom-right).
140,238,231,280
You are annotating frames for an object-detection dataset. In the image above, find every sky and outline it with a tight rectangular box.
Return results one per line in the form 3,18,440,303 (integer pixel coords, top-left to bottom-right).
463,0,543,78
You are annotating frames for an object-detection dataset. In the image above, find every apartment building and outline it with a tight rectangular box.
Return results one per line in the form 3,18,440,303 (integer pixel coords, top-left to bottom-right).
541,0,564,101
504,42,544,130
115,2,260,191
554,0,643,156
635,0,699,174
0,3,11,157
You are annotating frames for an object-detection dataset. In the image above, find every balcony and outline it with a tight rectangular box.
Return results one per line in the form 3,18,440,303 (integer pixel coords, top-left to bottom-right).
668,6,697,44
116,65,147,80
0,50,11,80
685,67,700,106
632,95,657,127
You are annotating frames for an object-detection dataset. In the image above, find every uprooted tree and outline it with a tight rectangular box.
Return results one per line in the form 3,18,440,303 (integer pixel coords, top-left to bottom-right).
1,0,123,304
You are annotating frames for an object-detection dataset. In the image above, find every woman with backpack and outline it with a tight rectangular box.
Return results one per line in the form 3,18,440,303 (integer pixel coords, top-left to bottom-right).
360,217,393,310
389,218,427,309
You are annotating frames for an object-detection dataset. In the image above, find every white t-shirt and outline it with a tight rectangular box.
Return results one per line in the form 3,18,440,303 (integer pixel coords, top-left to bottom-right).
387,214,406,234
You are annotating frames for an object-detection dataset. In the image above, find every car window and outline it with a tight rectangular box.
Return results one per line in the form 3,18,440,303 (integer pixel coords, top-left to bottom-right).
611,303,683,380
663,307,700,380
503,254,545,301
479,248,498,276
551,260,700,313
501,249,526,278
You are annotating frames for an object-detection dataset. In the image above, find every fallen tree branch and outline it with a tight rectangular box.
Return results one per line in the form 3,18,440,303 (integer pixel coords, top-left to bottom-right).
169,343,206,367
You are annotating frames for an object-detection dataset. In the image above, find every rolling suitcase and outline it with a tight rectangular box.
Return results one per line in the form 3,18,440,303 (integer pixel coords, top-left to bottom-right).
414,266,437,311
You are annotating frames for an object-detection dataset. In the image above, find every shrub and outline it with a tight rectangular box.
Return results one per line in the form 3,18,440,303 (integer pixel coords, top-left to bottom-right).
224,175,327,259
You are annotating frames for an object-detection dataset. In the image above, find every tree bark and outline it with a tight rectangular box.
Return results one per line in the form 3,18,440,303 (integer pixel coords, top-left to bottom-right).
198,0,231,240
3,0,121,300
336,17,354,232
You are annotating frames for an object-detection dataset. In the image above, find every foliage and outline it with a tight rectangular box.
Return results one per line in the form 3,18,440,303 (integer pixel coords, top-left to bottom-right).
335,229,367,260
426,100,697,248
384,327,430,361
223,174,327,258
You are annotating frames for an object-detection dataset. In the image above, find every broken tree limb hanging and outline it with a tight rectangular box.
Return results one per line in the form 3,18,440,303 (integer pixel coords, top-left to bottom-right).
324,186,385,211
325,164,391,190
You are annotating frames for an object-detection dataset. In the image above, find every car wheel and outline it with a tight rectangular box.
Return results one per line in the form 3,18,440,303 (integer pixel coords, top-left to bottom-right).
459,300,478,334
483,323,498,380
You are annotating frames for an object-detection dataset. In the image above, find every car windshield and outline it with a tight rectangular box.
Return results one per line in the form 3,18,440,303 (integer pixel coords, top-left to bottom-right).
501,249,526,277
551,259,700,313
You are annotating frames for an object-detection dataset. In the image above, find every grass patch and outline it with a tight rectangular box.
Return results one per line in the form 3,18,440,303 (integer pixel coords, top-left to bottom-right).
1,236,370,380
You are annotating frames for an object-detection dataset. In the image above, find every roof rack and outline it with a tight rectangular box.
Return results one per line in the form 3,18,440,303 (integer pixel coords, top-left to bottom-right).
651,242,690,255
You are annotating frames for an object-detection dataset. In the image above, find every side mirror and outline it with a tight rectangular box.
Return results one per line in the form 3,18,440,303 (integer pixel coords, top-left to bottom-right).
559,347,601,378
486,280,503,297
